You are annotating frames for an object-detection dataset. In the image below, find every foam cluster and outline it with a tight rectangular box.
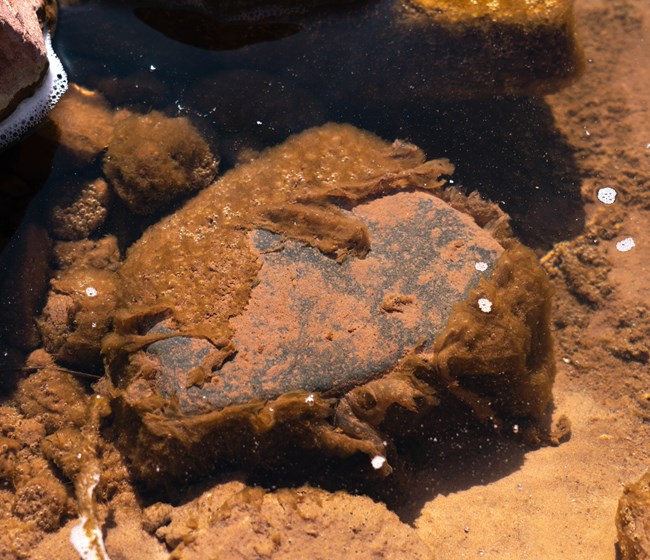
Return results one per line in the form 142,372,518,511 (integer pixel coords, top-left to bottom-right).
0,30,68,150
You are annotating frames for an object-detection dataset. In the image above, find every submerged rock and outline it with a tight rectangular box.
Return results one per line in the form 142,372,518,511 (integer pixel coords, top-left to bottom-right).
154,484,434,559
617,469,650,560
49,178,111,241
103,111,219,215
40,84,126,166
103,123,555,482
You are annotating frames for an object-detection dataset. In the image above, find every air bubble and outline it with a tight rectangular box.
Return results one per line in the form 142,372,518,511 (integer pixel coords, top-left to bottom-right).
478,298,492,313
597,187,617,205
616,237,636,253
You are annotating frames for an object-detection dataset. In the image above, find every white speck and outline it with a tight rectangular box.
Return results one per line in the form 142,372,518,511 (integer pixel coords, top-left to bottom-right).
616,237,636,253
475,261,488,272
91,322,97,328
646,143,650,149
597,187,617,205
256,120,263,125
562,356,571,364
584,127,591,136
464,526,470,534
149,64,156,71
478,298,492,313
85,287,97,297
77,453,82,459
448,179,454,184
512,424,519,434
371,455,386,470
517,483,523,492
305,394,315,405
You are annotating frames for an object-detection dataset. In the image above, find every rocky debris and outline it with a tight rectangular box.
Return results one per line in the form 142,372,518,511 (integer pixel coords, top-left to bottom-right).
40,84,128,166
104,124,554,483
38,263,119,370
617,469,650,560
52,235,121,272
103,111,219,214
151,484,434,560
0,402,77,559
0,0,48,121
49,178,111,241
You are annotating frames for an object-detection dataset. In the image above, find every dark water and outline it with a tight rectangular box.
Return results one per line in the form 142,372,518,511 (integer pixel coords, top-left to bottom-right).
41,0,584,247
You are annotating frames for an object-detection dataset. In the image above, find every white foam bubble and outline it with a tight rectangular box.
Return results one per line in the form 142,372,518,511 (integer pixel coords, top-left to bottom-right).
616,237,636,253
597,187,617,205
478,298,493,313
0,30,68,149
371,455,386,470
475,261,488,272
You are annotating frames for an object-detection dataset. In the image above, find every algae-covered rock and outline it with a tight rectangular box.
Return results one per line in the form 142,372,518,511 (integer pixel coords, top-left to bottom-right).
40,84,124,166
37,265,118,369
103,111,219,215
49,178,111,241
103,123,555,482
617,469,650,560
157,484,434,560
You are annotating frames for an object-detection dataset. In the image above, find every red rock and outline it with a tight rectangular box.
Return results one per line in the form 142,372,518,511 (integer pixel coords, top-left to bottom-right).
0,0,48,120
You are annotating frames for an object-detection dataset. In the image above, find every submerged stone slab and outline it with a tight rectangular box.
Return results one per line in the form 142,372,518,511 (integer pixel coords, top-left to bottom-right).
147,191,502,414
105,124,555,481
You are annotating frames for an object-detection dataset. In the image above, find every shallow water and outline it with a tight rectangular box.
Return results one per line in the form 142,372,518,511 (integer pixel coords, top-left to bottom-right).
1,0,649,559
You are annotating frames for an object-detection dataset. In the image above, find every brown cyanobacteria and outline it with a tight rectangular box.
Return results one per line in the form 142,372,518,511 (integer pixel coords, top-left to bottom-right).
616,469,650,560
103,111,219,215
104,123,554,482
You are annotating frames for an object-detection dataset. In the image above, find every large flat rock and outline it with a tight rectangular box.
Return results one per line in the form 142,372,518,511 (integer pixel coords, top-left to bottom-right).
145,191,502,414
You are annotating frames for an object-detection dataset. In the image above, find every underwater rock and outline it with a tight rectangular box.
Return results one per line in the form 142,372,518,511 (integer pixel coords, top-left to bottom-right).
49,178,111,241
38,263,119,370
52,235,121,272
103,123,555,482
16,366,90,433
40,84,125,167
103,111,219,215
617,469,650,560
155,484,433,559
